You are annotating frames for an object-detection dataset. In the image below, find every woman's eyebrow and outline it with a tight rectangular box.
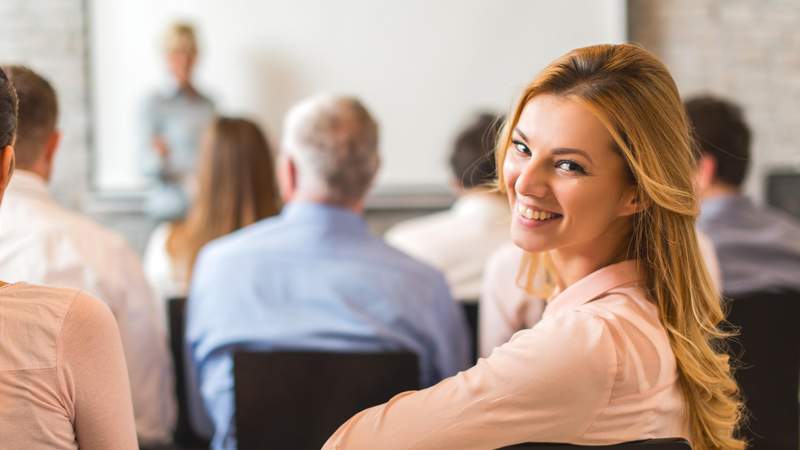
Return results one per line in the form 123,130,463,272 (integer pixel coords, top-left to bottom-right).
552,147,594,165
512,127,529,143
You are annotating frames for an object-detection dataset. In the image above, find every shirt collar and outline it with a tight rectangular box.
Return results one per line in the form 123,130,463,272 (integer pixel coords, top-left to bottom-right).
7,170,53,203
544,259,642,318
281,201,369,235
699,193,751,222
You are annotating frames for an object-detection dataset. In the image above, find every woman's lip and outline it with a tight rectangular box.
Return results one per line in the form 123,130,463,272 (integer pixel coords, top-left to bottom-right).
515,202,562,219
514,211,562,228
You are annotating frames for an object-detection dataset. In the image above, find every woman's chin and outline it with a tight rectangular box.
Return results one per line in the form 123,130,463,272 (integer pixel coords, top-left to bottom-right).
510,234,554,254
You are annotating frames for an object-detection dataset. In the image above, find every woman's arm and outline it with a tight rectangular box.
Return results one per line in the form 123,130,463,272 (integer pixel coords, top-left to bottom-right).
324,312,617,450
60,292,138,450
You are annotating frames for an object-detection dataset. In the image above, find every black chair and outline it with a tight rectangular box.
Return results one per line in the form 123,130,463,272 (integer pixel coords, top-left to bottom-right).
461,301,479,364
498,438,691,449
723,289,800,450
233,351,419,450
166,298,210,450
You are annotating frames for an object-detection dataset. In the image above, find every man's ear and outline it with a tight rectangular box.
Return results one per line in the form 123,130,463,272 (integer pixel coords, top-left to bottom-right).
277,153,298,204
44,130,61,166
695,154,716,197
0,144,15,201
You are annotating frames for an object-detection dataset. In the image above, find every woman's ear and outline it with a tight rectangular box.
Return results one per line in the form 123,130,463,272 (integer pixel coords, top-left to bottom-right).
618,186,649,217
0,144,15,201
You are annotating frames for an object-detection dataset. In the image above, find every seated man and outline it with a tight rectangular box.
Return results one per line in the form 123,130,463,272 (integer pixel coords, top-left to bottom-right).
385,113,507,301
0,66,175,445
687,95,800,296
186,94,470,450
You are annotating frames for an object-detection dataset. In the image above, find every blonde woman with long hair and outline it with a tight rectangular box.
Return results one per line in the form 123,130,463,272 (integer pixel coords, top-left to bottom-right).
323,44,742,450
144,117,281,303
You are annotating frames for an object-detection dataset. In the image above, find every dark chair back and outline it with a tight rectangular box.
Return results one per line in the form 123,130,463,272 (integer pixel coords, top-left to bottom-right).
461,301,479,363
233,351,419,450
498,438,691,449
724,289,800,450
166,297,210,449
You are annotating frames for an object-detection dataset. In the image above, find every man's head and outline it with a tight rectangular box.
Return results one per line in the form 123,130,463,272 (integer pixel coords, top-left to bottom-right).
2,66,60,181
279,95,380,211
0,68,18,202
449,112,502,191
684,95,751,198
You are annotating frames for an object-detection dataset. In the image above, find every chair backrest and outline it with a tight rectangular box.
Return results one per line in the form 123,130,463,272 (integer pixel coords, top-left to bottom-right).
498,438,691,449
460,301,479,364
724,289,800,450
233,351,419,450
166,297,209,448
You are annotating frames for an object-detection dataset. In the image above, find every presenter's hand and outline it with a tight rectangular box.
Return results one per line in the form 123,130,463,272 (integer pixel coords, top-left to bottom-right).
152,136,170,159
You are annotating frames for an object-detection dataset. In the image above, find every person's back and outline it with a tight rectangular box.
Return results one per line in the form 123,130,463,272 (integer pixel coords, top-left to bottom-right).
186,95,470,450
0,65,175,445
0,284,138,450
0,66,137,450
698,194,800,295
143,117,282,305
386,113,507,300
687,95,800,295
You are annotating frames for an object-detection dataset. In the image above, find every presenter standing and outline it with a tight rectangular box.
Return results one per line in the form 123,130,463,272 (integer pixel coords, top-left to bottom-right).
142,22,215,220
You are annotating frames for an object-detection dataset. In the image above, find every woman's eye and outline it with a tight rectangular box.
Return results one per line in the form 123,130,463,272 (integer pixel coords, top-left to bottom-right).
512,140,530,156
556,160,587,174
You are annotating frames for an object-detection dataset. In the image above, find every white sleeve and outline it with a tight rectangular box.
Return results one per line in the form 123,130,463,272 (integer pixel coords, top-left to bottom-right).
109,241,177,445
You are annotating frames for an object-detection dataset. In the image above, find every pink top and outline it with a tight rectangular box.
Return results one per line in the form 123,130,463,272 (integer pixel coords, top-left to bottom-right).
323,260,690,449
0,283,137,450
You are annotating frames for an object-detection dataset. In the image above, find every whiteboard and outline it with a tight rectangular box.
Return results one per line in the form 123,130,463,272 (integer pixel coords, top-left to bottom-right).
89,0,626,193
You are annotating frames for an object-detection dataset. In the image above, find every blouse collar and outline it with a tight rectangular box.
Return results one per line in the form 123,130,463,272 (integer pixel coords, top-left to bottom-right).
544,259,643,317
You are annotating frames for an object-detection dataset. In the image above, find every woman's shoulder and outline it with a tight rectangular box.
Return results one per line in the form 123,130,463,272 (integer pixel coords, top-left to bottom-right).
0,284,111,370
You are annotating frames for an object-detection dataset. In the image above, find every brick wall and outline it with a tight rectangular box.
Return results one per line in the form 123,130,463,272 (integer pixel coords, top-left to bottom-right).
0,0,89,209
629,0,800,201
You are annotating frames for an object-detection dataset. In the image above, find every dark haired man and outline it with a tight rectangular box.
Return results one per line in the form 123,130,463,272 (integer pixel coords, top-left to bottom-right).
0,65,175,445
687,95,800,295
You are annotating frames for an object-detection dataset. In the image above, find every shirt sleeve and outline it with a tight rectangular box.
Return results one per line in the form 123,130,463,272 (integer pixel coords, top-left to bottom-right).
323,311,618,450
108,242,177,444
60,291,138,450
140,94,162,177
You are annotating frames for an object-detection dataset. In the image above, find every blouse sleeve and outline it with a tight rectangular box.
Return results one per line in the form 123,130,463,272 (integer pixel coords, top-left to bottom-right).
60,291,138,450
324,311,618,450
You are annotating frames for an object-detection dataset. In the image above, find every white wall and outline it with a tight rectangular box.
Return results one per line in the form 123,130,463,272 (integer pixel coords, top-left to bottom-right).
89,0,626,193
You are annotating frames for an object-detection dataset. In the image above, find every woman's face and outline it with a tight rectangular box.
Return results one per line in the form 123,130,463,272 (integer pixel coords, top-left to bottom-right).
167,48,196,86
503,94,639,257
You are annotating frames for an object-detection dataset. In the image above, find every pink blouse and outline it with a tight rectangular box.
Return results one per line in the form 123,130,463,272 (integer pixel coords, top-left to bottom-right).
0,283,137,450
323,260,690,449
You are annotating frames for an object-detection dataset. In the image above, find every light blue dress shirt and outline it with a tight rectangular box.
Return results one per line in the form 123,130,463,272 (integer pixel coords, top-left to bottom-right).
698,194,800,296
141,85,215,220
185,202,471,450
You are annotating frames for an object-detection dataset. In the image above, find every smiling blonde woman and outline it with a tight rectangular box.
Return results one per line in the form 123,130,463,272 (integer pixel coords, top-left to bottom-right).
323,44,743,450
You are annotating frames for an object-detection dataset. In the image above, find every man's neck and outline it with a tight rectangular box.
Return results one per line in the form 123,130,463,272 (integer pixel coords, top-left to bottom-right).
17,165,49,183
702,183,740,202
287,193,364,215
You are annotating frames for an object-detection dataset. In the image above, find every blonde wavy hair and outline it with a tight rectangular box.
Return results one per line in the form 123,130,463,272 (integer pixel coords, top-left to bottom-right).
496,44,743,450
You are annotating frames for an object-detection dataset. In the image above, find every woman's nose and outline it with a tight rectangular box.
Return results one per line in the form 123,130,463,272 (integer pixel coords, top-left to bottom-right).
515,158,550,199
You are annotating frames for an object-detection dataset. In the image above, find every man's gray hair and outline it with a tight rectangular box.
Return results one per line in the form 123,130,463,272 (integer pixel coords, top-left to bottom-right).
282,94,380,205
